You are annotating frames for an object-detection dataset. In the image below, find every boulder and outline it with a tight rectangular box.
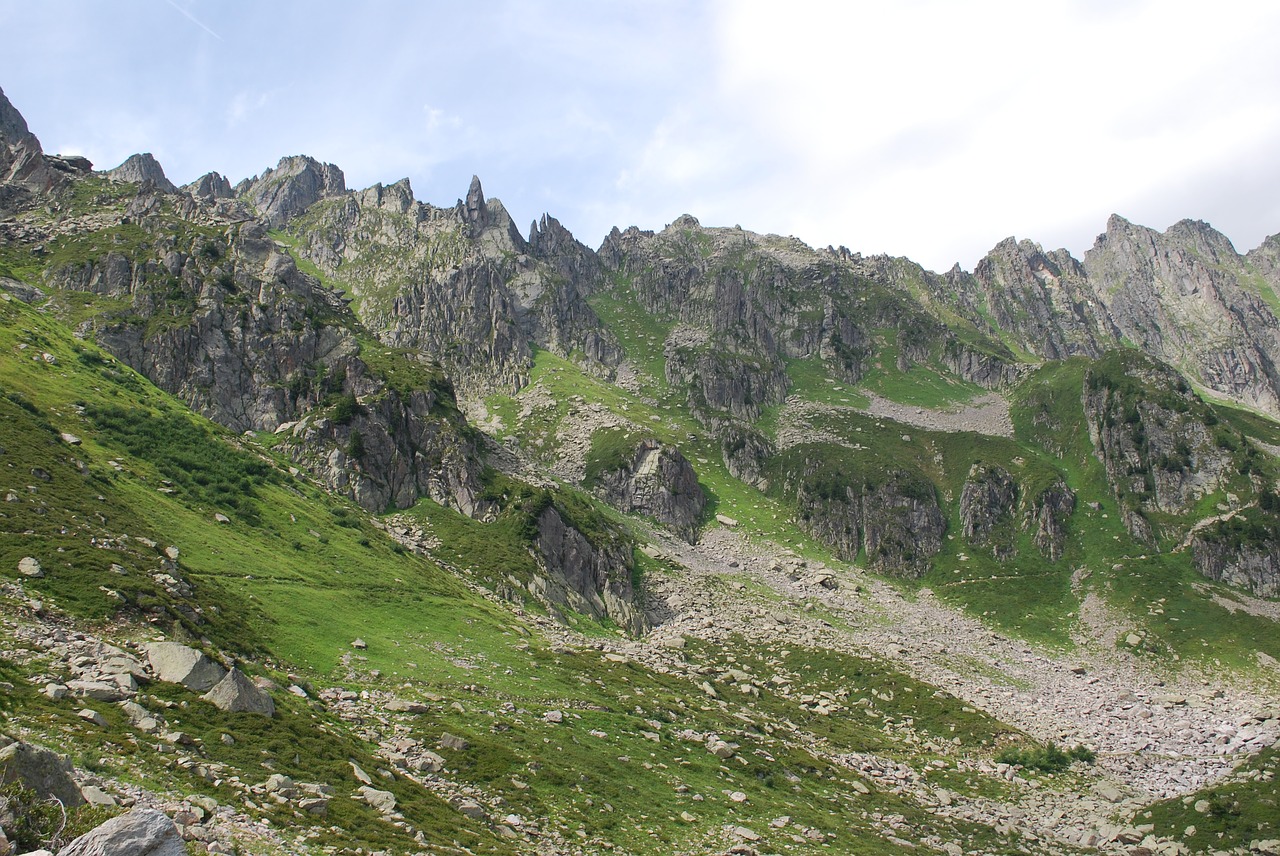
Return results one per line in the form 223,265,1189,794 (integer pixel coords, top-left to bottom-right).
201,668,274,716
358,786,396,815
59,807,185,856
146,642,226,692
0,741,84,807
17,557,42,577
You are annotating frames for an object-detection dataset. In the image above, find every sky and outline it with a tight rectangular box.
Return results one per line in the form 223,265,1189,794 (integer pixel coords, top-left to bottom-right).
2,0,1279,273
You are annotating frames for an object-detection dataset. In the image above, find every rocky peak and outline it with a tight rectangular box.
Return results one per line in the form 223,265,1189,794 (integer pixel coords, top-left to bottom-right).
528,213,603,290
462,174,486,229
1164,218,1240,262
528,212,575,253
669,213,701,231
186,171,234,201
105,153,178,193
246,155,346,226
358,177,415,215
1245,232,1280,287
967,233,1106,360
0,86,53,190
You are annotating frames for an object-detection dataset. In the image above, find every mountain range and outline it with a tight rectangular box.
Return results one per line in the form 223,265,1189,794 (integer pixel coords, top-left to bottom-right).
1,84,1278,856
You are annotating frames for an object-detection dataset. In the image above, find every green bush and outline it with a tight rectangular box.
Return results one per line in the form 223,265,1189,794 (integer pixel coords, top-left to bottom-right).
996,742,1094,773
0,782,116,851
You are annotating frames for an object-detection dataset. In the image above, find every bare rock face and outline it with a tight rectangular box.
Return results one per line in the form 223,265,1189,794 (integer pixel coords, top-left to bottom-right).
1024,477,1075,561
0,741,85,808
720,424,773,489
202,667,274,716
0,86,54,192
530,504,647,634
968,237,1112,360
104,153,177,193
186,171,234,201
960,464,1017,558
1083,352,1233,541
145,642,226,692
941,339,1025,390
53,220,482,515
273,175,621,395
590,438,706,543
1191,518,1280,598
790,461,945,578
245,155,346,226
1085,216,1280,415
59,807,186,856
529,213,604,293
665,343,788,428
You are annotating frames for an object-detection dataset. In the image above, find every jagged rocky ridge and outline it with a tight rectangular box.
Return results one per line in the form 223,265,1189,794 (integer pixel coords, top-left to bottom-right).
0,87,645,631
943,216,1280,415
4,83,1280,597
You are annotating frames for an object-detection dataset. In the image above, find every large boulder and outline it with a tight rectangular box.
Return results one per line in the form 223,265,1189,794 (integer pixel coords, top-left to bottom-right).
201,668,274,716
58,808,185,856
145,642,226,692
0,741,84,808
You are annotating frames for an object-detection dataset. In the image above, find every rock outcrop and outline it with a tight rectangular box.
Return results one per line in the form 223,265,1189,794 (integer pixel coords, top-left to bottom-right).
202,667,275,716
788,457,945,577
1083,352,1233,541
270,174,621,394
1085,215,1280,416
589,438,706,543
1190,515,1280,598
960,464,1017,559
0,740,85,808
966,237,1112,360
145,642,226,692
47,217,482,515
530,504,646,634
721,424,774,489
1023,477,1075,561
0,86,55,194
244,155,346,227
59,808,186,856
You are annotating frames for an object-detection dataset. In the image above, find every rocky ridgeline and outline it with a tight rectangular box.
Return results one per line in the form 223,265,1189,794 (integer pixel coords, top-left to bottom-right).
259,167,622,395
946,215,1280,417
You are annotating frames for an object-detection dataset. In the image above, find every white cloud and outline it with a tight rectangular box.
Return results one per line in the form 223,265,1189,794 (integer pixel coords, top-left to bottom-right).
672,0,1280,269
8,1,1279,269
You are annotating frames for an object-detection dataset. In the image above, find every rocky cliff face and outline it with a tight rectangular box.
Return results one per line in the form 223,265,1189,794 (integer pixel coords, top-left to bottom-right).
1083,352,1233,541
960,464,1017,559
22,180,483,515
1085,216,1280,416
1190,515,1280,598
256,172,621,394
589,438,706,543
1024,478,1075,562
720,424,774,489
244,156,347,227
966,238,1113,360
958,464,1074,561
787,456,945,578
0,86,67,218
531,504,647,634
948,216,1280,417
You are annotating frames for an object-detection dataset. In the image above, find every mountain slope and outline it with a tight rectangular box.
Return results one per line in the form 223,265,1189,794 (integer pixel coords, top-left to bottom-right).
2,84,1280,856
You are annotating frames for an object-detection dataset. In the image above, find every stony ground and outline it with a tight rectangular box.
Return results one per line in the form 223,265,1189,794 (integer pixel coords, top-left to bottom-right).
598,524,1279,855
